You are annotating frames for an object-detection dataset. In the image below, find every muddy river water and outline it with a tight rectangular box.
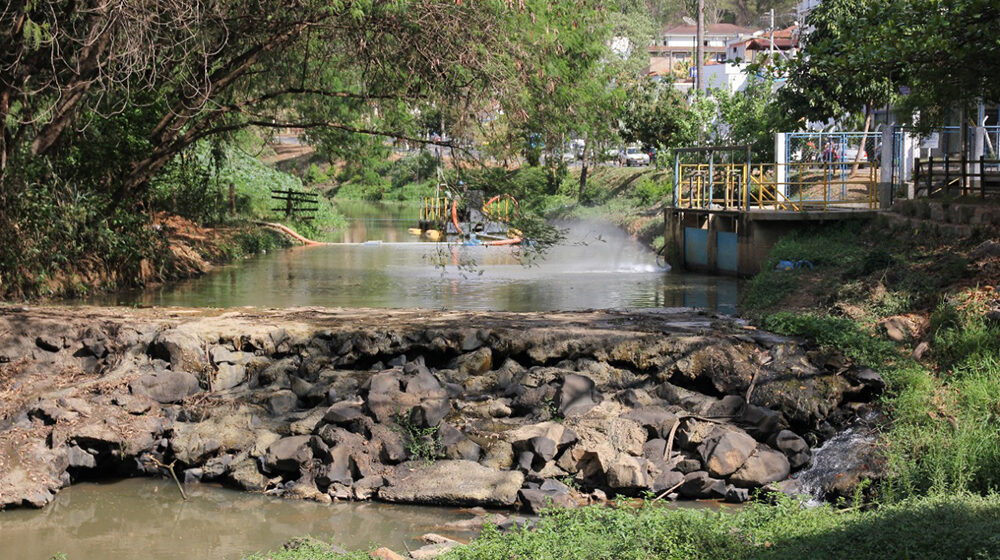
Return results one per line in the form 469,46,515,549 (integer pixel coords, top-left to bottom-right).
0,479,478,560
94,203,739,313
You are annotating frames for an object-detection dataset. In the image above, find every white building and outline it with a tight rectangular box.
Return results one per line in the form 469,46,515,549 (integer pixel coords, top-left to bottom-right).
646,23,757,90
796,0,821,20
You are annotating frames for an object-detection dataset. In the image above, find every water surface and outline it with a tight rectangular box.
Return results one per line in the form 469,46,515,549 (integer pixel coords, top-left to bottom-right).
0,479,476,560
96,217,738,313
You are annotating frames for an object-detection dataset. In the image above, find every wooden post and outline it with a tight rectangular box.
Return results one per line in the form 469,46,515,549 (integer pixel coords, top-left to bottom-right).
927,156,933,196
944,154,950,196
961,153,968,196
229,182,236,216
981,156,986,198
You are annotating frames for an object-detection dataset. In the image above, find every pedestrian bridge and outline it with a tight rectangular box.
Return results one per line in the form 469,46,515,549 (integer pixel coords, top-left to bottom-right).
665,147,883,277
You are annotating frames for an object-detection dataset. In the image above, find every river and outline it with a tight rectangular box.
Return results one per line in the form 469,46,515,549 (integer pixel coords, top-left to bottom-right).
0,479,479,560
94,201,739,313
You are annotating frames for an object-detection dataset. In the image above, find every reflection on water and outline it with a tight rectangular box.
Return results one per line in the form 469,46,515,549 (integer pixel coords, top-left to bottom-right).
94,220,739,313
326,200,429,244
0,479,475,560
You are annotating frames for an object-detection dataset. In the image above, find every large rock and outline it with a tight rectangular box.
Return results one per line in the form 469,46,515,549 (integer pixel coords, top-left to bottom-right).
322,400,366,425
676,419,717,450
148,328,207,372
556,374,601,417
213,363,247,391
606,455,649,490
728,446,790,488
606,418,646,456
380,460,524,506
737,404,785,441
674,342,757,394
477,439,515,470
556,429,615,483
507,421,576,472
263,436,315,474
170,409,260,465
438,423,482,462
370,424,408,464
677,471,726,499
770,430,811,470
450,347,492,378
622,406,680,439
365,371,450,427
697,428,757,478
229,458,269,491
129,370,200,404
518,479,577,514
652,469,685,494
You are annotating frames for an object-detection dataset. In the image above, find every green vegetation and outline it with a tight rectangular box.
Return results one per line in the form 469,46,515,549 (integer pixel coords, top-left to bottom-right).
248,494,1000,559
779,0,1000,131
3,1,655,300
743,219,1000,500
153,140,345,240
392,411,442,463
332,151,440,202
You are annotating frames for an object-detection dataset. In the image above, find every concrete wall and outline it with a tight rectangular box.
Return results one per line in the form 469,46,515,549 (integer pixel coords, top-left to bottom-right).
665,209,851,277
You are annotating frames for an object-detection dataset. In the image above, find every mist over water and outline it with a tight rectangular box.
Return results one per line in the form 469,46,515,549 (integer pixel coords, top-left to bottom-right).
90,218,739,313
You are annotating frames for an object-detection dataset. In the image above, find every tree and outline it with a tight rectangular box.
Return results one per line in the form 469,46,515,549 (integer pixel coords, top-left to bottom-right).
0,0,617,296
776,0,894,167
882,0,1000,130
655,0,796,26
619,80,695,151
779,0,1000,135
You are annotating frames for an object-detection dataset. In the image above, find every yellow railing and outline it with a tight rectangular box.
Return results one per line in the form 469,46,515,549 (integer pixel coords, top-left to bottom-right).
421,196,451,222
676,162,877,211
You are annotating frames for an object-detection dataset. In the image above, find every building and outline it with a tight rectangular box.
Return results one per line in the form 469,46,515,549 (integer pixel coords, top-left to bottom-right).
796,0,821,21
646,23,757,89
725,26,798,63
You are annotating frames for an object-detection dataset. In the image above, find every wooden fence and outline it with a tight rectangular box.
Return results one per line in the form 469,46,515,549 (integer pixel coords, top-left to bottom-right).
913,156,1000,199
271,189,319,220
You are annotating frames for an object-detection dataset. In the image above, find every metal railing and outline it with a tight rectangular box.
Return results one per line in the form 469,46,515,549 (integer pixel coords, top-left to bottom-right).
675,162,877,211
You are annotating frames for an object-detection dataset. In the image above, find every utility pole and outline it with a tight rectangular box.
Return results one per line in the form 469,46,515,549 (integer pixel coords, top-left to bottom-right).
695,0,704,94
769,8,775,60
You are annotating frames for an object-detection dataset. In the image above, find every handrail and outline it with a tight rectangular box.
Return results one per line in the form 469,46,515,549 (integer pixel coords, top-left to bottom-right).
676,161,876,211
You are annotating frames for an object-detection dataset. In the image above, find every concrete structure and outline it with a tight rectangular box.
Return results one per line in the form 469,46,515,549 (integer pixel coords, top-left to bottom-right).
702,61,751,92
663,208,877,277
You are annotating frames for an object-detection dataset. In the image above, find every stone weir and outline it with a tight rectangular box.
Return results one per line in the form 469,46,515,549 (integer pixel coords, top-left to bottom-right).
0,306,884,511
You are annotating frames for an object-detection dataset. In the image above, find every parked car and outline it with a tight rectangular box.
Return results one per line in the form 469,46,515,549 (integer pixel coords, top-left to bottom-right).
620,145,650,167
842,145,868,164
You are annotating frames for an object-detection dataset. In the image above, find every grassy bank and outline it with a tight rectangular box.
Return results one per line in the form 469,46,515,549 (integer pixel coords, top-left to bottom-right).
539,166,671,249
743,217,1000,499
250,493,1000,560
1,137,343,301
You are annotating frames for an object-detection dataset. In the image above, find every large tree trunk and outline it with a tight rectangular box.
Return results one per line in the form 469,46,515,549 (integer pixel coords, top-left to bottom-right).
578,136,589,198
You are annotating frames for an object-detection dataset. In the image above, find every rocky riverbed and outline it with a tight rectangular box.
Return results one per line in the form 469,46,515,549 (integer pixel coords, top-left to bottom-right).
0,306,884,513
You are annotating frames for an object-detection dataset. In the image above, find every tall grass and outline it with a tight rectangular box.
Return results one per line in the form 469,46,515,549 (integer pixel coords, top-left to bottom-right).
248,494,1000,560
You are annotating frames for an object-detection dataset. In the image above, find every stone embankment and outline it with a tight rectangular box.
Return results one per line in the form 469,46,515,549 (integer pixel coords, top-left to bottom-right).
0,306,884,512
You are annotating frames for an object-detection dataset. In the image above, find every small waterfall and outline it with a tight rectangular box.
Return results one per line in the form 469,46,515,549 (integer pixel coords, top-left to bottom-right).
792,426,878,502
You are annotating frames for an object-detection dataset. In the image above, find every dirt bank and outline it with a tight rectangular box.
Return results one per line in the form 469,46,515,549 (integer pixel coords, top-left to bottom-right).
0,306,883,511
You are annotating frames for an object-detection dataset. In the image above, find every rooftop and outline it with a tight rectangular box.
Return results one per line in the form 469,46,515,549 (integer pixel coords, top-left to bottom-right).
663,23,757,36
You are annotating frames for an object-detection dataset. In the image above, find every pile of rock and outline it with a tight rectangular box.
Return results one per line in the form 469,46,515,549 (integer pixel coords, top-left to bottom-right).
0,307,885,511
